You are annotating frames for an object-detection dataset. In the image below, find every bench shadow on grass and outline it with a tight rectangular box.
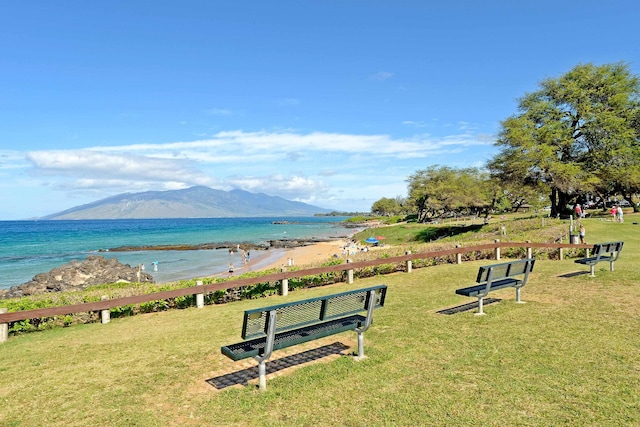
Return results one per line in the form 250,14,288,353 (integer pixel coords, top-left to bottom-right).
436,298,501,315
207,342,351,390
557,271,591,278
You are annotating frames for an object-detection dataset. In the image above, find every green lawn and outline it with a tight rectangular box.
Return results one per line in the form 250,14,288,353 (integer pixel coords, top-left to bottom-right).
1,216,639,426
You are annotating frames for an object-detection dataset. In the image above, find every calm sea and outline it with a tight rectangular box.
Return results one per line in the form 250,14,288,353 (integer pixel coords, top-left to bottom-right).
0,217,356,290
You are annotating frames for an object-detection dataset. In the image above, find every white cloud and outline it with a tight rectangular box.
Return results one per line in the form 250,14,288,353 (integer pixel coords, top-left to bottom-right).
276,98,300,106
21,128,497,213
402,120,426,128
204,108,232,116
370,71,393,81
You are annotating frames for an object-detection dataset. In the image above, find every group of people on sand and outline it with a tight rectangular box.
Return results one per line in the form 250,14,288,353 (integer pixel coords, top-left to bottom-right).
228,246,250,277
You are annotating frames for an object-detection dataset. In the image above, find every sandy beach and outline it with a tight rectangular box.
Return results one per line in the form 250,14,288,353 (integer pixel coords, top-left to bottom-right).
221,239,349,278
262,239,348,270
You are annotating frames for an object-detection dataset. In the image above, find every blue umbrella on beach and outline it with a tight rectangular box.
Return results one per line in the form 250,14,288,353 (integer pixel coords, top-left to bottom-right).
365,237,379,244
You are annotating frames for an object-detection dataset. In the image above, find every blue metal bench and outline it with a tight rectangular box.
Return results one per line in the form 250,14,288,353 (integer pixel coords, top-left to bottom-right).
455,258,535,315
574,241,623,277
221,284,387,390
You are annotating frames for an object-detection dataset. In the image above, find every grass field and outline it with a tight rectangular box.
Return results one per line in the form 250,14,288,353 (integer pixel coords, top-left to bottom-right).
1,215,639,426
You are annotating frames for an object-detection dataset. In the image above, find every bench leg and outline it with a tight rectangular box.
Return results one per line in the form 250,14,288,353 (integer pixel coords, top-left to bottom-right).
258,360,267,391
475,297,486,316
610,261,614,272
355,289,377,360
255,310,277,391
589,265,595,277
515,288,525,304
355,331,366,360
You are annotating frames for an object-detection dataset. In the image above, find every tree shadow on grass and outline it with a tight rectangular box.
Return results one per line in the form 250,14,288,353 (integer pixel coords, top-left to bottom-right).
413,224,485,243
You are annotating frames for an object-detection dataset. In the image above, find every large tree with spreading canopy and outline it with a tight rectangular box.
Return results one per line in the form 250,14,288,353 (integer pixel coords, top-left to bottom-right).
489,62,640,216
406,165,498,222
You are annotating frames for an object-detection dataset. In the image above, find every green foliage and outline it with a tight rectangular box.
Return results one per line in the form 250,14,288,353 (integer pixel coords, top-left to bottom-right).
407,165,496,221
491,62,640,216
110,304,135,318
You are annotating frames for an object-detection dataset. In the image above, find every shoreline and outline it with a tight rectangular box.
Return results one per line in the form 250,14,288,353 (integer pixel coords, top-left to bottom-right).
210,238,354,278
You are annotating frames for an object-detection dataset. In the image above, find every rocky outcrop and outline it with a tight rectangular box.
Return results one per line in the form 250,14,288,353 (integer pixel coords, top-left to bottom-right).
0,255,154,299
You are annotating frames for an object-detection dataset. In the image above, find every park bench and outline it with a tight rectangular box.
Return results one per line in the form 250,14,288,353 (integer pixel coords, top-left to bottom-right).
455,258,535,315
574,241,623,277
221,284,388,390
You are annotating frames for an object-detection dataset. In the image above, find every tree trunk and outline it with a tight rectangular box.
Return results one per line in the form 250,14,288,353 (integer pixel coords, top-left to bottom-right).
557,189,571,216
550,188,558,217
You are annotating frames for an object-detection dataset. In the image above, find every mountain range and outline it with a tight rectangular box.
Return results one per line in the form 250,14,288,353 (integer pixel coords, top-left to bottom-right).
41,186,332,219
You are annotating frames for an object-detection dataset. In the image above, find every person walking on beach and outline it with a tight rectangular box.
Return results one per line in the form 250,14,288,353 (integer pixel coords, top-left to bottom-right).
228,263,234,277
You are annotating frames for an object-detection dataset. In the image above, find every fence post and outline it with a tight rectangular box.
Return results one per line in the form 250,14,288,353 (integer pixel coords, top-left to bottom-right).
0,308,7,343
456,244,462,264
494,239,501,260
347,259,354,284
526,240,532,259
281,268,289,296
405,251,412,273
100,296,110,324
196,280,204,308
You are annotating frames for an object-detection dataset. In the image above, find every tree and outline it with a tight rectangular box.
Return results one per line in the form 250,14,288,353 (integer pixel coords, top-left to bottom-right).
371,197,403,216
406,165,495,222
490,62,640,217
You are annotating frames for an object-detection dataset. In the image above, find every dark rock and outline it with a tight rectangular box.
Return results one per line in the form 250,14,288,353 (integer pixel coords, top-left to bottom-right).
0,255,154,299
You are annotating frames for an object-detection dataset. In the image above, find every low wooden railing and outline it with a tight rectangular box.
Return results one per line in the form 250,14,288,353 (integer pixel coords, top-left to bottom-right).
0,240,589,341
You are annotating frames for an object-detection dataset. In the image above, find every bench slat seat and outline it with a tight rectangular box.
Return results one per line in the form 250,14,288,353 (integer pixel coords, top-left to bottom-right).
575,255,613,265
222,314,366,361
455,278,522,297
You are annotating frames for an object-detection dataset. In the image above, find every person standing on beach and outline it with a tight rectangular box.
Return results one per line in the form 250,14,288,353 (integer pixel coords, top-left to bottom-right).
228,263,234,277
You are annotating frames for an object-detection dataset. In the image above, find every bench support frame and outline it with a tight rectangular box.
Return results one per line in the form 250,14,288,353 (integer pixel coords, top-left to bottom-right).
455,259,535,316
355,290,376,359
574,242,623,278
255,310,278,391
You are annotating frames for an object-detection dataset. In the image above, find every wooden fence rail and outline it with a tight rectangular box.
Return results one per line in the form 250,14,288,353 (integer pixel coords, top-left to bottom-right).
0,241,588,339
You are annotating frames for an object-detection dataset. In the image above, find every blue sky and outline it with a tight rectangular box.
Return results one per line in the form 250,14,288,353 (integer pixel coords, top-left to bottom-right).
1,1,638,220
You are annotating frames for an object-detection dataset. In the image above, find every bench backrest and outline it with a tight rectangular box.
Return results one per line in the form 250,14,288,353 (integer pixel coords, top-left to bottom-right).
592,241,623,259
241,284,387,340
476,258,535,284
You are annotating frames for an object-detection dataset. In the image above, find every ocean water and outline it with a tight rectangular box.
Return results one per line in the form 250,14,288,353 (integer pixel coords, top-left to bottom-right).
0,217,356,290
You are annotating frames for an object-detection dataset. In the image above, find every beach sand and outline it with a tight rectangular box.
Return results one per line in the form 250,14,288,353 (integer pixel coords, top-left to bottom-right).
262,239,348,270
212,238,352,278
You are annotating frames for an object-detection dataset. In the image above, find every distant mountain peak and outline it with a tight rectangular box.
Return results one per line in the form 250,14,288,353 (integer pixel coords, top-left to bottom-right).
41,186,331,220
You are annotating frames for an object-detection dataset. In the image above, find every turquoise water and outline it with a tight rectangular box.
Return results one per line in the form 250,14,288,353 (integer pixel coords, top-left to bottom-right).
0,217,356,289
